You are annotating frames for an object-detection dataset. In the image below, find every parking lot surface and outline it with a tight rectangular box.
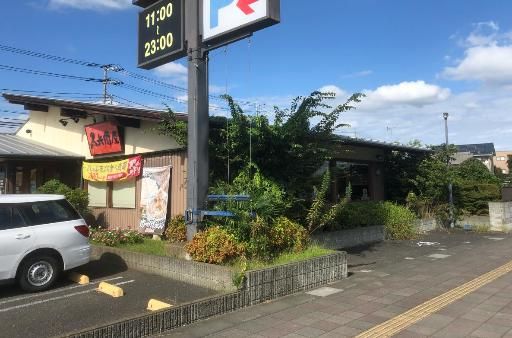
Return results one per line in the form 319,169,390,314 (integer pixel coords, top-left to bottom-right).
0,261,218,338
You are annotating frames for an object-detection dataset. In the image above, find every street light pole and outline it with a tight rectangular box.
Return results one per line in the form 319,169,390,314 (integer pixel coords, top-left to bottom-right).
443,112,454,228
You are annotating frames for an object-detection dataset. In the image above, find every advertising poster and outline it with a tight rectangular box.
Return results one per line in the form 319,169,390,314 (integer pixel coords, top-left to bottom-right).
83,156,142,182
139,166,171,235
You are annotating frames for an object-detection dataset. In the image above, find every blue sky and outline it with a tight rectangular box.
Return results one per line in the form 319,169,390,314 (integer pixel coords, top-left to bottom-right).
1,0,512,149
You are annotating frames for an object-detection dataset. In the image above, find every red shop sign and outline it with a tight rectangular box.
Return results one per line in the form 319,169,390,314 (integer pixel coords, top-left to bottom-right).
85,121,123,156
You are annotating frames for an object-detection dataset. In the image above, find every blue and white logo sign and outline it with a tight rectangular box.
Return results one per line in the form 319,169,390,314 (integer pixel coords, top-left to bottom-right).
203,0,276,42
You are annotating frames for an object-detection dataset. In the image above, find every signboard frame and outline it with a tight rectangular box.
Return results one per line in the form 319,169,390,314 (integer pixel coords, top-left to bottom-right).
137,0,186,69
201,0,280,46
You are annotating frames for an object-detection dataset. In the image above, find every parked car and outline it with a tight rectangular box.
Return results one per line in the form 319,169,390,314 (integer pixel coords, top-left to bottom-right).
0,194,90,292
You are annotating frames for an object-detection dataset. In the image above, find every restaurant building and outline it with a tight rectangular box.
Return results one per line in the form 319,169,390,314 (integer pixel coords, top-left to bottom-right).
2,93,187,234
2,93,430,232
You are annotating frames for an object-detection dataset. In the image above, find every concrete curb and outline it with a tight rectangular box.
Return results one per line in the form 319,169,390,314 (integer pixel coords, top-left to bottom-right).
68,251,347,338
312,225,385,249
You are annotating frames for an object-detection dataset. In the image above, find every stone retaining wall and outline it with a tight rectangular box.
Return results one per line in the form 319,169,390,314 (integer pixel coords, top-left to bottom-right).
91,246,235,291
70,251,347,338
489,201,512,231
312,225,385,249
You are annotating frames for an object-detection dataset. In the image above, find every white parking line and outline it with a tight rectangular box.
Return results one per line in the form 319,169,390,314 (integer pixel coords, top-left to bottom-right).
0,276,124,306
0,280,135,313
115,280,135,286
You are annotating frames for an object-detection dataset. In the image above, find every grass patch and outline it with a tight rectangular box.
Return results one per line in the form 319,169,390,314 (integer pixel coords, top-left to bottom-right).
231,244,335,271
472,224,491,233
91,240,334,269
92,238,168,256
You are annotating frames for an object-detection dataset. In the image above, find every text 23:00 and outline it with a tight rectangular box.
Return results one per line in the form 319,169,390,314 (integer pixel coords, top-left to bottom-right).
144,33,174,57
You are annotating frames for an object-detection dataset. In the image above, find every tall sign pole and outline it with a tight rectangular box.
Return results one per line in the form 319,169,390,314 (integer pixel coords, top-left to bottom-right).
185,0,209,240
134,0,279,241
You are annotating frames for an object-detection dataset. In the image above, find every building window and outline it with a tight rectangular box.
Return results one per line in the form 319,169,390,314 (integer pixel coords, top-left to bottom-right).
88,182,107,207
112,179,136,209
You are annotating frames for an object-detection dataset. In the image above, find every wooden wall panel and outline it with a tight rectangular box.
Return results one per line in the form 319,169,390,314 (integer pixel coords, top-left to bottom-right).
90,150,187,230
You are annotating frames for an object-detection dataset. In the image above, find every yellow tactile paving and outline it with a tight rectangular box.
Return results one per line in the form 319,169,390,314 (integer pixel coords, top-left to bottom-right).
356,259,512,338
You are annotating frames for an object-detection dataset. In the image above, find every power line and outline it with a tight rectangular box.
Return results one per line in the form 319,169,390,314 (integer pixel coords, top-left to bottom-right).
0,44,102,68
114,82,230,112
0,44,268,113
1,88,103,97
0,116,27,122
0,110,28,115
0,64,103,82
111,95,164,110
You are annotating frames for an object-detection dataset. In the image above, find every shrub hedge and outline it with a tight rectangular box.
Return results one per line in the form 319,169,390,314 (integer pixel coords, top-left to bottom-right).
90,228,144,247
185,226,246,264
164,216,187,243
328,201,417,240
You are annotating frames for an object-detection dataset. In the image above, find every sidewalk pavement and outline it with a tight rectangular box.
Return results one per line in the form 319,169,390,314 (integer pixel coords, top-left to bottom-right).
159,230,512,338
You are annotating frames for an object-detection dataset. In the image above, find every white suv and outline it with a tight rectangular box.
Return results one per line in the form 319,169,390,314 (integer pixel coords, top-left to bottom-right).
0,195,90,292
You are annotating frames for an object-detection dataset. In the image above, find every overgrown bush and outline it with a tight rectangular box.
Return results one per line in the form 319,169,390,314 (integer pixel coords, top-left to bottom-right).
90,228,144,247
247,216,309,259
457,183,500,215
326,201,416,240
164,216,187,242
329,201,386,230
307,169,347,233
38,179,89,216
270,217,309,253
382,202,417,240
185,226,245,264
209,167,291,242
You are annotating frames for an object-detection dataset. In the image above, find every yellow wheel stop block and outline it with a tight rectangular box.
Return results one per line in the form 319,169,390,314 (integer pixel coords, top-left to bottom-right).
147,299,172,311
97,282,124,298
68,272,90,285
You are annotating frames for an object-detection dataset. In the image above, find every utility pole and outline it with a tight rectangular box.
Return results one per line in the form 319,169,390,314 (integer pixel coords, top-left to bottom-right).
101,64,118,104
443,112,454,228
185,0,209,240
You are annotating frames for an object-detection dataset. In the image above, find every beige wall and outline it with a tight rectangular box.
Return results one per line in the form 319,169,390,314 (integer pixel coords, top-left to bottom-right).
16,106,181,159
494,151,512,174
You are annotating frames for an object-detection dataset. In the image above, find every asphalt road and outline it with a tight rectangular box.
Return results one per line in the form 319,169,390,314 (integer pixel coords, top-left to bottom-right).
0,261,218,338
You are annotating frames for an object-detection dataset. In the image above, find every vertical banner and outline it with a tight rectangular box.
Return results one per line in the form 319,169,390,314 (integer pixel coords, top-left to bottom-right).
139,166,172,235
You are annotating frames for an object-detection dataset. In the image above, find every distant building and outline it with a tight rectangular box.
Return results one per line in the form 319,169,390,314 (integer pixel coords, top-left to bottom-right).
494,151,512,175
453,143,496,172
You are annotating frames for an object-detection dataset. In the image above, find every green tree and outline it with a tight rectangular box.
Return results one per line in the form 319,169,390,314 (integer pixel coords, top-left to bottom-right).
455,158,500,185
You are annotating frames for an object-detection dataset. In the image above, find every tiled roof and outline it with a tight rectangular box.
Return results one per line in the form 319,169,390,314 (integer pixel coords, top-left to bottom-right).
456,143,496,156
0,134,83,159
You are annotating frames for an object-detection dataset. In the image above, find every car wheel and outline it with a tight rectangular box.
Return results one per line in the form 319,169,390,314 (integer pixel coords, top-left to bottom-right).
18,255,60,292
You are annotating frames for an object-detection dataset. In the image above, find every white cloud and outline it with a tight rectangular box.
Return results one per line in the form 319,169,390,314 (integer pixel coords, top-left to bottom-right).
338,86,512,149
341,70,373,79
48,0,132,10
360,81,451,109
318,85,347,97
443,22,512,84
466,21,500,46
154,62,188,78
443,45,512,84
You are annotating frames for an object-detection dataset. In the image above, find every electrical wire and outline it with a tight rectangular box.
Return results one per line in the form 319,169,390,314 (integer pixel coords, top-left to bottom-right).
0,110,28,115
0,44,267,112
0,44,102,68
0,116,27,122
111,95,166,111
0,64,103,82
1,88,103,97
